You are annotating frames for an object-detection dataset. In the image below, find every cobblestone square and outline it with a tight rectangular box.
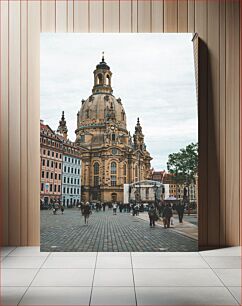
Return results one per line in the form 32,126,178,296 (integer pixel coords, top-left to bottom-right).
41,209,197,252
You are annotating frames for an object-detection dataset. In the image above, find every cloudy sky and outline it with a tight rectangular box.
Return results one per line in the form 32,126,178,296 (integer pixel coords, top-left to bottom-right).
41,33,197,171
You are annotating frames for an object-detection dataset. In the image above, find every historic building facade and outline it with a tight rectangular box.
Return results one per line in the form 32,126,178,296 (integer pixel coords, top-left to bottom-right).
61,151,81,207
40,113,82,207
57,112,82,207
75,56,152,203
40,121,63,204
57,113,82,207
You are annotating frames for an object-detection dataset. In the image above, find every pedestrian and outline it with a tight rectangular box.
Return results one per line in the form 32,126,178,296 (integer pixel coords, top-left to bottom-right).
162,204,173,228
82,201,91,225
60,205,64,214
102,203,106,211
176,202,185,223
148,204,157,227
113,202,117,215
132,204,138,216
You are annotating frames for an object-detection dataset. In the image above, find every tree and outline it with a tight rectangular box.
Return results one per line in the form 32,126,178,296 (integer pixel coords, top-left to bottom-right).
167,143,198,203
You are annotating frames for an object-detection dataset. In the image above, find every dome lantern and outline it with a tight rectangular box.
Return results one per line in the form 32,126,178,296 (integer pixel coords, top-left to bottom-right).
92,52,113,94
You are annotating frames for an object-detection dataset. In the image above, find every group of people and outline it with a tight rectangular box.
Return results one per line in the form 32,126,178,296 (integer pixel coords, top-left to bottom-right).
148,203,173,228
51,202,65,215
52,199,185,228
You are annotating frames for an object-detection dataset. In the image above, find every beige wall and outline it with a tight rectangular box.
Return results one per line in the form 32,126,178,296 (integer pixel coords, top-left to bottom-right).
0,0,240,248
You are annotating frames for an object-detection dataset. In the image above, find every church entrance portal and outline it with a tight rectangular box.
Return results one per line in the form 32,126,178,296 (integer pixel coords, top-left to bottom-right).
111,193,117,202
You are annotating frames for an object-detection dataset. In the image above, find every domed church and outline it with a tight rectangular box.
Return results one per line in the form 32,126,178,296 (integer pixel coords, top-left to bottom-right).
75,54,152,203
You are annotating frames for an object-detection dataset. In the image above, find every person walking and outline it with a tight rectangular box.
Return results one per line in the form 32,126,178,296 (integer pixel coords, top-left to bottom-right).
162,204,173,228
148,204,157,227
60,204,64,214
82,202,91,225
176,202,185,223
113,202,117,215
102,202,106,212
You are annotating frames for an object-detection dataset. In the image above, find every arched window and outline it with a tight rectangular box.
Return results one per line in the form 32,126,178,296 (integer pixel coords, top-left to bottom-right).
94,162,99,175
106,74,110,85
111,162,117,174
111,162,117,186
93,162,99,186
97,73,103,85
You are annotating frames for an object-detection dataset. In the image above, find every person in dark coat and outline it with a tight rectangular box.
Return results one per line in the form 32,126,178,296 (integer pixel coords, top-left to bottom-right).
82,202,91,225
176,202,185,223
162,204,173,228
148,204,157,227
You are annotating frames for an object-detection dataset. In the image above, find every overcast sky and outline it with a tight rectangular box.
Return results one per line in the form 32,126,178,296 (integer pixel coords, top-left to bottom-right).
40,33,197,171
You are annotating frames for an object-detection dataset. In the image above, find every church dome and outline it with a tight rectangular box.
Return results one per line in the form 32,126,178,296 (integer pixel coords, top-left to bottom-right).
76,55,127,131
78,94,127,130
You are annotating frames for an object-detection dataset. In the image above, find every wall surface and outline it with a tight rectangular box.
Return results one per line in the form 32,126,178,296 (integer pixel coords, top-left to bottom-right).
0,0,240,248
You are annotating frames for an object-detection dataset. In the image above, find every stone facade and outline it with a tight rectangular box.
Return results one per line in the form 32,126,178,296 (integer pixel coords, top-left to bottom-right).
75,56,152,203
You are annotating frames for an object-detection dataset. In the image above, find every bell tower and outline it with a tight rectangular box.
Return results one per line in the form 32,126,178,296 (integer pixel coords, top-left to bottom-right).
57,111,68,140
92,52,113,94
133,117,145,151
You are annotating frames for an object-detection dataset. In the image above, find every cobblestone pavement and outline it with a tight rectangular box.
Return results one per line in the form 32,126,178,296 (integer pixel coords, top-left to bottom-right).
41,209,198,252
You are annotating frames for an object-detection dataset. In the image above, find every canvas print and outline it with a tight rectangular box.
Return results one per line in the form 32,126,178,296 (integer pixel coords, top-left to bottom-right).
40,33,198,252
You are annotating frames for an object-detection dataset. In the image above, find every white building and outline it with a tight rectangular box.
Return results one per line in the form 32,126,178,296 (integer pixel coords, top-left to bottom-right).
62,151,81,207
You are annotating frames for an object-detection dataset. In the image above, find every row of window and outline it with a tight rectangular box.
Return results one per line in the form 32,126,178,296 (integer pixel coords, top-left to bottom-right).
63,166,80,175
63,177,80,185
41,137,62,149
41,183,61,193
40,137,78,158
42,159,62,169
93,162,127,176
41,171,61,180
64,156,80,165
42,149,62,159
94,162,117,175
63,187,80,195
93,176,127,187
41,151,81,165
62,198,79,206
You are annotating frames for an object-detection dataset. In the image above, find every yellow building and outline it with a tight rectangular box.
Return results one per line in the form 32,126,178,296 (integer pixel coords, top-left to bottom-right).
75,55,152,203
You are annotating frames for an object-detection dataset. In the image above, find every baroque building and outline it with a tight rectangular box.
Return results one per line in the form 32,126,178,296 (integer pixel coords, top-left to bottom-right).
75,55,152,203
